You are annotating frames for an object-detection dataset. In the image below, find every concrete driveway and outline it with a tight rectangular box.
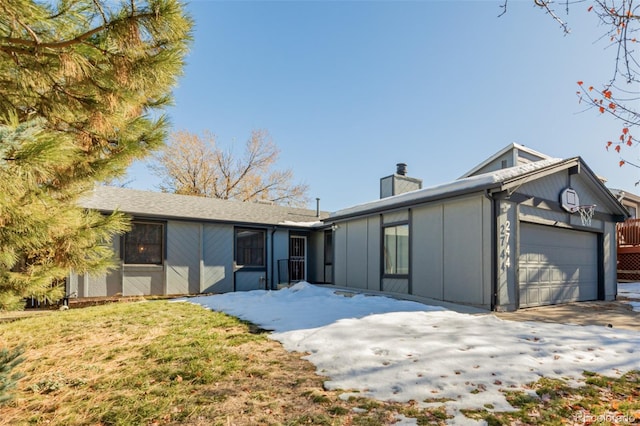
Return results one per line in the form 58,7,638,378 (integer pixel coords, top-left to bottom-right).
494,299,640,331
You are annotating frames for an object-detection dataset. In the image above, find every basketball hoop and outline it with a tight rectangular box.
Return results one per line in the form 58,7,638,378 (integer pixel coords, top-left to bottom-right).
571,205,596,226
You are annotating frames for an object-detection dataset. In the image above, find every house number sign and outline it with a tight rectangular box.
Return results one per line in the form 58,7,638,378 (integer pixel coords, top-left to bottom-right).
500,204,511,271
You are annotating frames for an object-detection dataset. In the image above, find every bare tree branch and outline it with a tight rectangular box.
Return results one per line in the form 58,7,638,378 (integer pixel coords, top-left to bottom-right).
150,130,310,207
503,0,640,171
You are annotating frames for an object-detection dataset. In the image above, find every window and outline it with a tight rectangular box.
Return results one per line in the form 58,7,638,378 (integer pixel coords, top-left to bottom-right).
124,222,164,265
324,231,333,265
236,228,265,267
383,224,409,275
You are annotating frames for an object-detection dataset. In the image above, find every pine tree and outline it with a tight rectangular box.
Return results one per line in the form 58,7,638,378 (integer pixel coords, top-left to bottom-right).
0,1,192,310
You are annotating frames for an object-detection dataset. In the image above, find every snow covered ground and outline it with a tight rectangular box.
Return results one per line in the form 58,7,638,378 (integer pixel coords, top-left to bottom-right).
618,282,640,311
184,283,640,424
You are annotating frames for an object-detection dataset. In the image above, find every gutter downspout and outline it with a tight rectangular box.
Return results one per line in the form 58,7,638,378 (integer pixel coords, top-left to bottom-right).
484,189,498,311
270,226,277,290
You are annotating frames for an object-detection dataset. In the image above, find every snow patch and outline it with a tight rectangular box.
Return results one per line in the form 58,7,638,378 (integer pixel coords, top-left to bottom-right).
183,283,640,424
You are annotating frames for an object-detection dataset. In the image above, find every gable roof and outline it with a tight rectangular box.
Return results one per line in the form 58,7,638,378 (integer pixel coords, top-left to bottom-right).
609,188,640,204
329,157,628,221
459,143,552,179
80,186,328,227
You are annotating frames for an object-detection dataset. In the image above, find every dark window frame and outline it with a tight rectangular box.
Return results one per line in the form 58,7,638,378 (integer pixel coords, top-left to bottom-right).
382,222,409,277
123,221,165,265
235,228,266,268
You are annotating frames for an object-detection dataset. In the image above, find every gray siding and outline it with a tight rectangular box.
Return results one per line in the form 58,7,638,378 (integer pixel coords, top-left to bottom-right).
346,218,369,289
518,169,568,200
334,224,347,286
412,204,444,300
604,221,617,300
367,217,381,290
202,224,233,293
70,220,302,297
384,210,408,224
333,216,380,290
235,270,266,291
307,231,325,283
86,272,120,297
517,150,544,165
443,197,489,305
517,170,605,231
382,277,409,294
272,230,289,285
166,222,200,295
123,266,164,296
334,195,491,308
470,152,512,176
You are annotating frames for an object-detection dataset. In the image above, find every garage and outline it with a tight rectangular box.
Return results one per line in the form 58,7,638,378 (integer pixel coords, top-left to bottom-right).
518,223,598,308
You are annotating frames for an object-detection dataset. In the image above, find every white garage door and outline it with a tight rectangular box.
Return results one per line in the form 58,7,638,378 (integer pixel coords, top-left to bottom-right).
519,223,598,308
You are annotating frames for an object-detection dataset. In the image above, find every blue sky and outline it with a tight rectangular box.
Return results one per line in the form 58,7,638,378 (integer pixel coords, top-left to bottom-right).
125,0,640,212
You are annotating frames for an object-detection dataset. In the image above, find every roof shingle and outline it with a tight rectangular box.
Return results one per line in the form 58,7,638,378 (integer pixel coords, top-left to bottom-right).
80,186,328,227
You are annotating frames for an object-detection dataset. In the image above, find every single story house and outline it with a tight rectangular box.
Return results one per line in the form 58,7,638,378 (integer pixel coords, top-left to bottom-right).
70,186,332,298
324,144,628,311
71,143,629,311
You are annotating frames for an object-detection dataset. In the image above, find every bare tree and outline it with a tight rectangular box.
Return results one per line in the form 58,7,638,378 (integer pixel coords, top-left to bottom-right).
502,0,640,167
150,130,310,207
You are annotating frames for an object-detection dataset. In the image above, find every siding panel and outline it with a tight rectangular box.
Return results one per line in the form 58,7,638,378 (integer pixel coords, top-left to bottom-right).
123,267,163,295
411,204,444,299
202,224,233,293
443,197,484,304
383,277,408,294
367,217,381,291
166,222,200,295
334,225,347,286
346,219,368,289
235,270,266,291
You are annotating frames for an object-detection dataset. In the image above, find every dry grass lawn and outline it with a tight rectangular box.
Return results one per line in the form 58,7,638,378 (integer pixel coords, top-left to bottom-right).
0,301,448,425
2,300,639,425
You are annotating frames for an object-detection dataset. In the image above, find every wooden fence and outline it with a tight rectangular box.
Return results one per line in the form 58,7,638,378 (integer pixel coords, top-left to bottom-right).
617,219,640,281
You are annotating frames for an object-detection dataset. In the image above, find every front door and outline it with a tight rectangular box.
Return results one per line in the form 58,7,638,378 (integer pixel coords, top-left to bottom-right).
289,236,307,282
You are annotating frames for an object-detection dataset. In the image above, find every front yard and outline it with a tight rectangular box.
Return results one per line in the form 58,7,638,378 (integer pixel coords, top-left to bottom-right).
0,301,447,425
1,284,639,425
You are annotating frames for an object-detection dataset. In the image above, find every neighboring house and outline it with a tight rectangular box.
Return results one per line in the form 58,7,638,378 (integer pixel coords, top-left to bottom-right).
609,188,640,219
323,144,627,311
71,143,629,311
608,188,640,281
459,143,552,178
70,187,332,298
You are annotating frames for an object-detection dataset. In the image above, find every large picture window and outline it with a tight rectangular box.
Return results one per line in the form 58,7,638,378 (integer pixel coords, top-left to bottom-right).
124,222,164,265
383,224,409,276
236,228,265,267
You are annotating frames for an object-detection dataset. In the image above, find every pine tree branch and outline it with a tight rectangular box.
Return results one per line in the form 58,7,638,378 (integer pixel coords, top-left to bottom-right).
0,45,58,58
0,12,157,51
